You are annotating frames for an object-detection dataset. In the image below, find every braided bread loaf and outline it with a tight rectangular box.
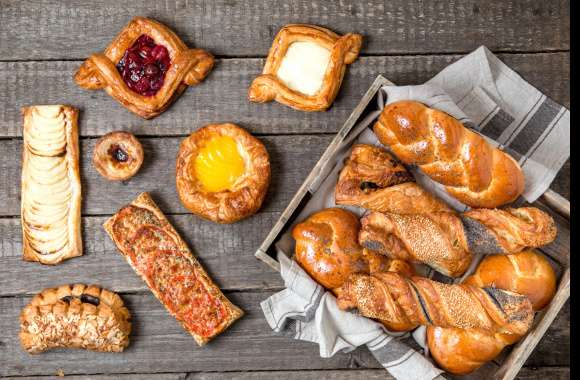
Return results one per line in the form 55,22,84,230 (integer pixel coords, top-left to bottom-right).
373,101,525,208
337,272,534,334
359,207,557,277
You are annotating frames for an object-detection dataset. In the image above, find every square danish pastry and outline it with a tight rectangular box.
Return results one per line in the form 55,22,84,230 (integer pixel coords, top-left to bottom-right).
104,192,243,345
248,24,362,111
74,17,215,119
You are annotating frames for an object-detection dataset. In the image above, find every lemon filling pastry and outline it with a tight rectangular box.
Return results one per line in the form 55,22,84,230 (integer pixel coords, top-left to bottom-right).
193,135,246,192
21,105,82,264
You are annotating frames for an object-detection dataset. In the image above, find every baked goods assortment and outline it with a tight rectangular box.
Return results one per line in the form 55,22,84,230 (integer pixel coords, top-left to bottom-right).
176,123,271,223
93,131,144,180
358,207,556,277
335,144,451,214
427,251,557,374
103,192,244,345
21,105,82,265
374,101,525,208
74,17,215,119
248,24,362,111
20,284,131,354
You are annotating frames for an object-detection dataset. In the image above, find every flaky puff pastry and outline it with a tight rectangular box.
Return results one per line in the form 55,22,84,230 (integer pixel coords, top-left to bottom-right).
335,144,451,214
176,123,271,223
74,17,214,119
21,105,82,265
20,284,131,354
248,24,362,111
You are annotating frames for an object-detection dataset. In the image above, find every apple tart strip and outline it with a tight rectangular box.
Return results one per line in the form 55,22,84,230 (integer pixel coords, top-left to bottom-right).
20,284,131,354
21,105,82,265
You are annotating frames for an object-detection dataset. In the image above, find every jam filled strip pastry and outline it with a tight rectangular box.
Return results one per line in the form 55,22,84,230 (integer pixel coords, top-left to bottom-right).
21,105,82,265
104,192,244,345
249,24,362,111
20,284,131,354
74,17,215,119
335,144,451,214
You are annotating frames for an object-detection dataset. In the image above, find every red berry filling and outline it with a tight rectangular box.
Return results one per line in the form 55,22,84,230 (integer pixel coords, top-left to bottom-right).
117,35,171,96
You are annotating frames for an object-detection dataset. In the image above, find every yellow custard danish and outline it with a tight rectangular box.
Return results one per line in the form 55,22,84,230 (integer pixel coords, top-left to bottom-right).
176,123,270,223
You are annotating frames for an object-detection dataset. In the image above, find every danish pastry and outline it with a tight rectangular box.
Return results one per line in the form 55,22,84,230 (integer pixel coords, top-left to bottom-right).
248,24,362,111
20,284,131,354
74,17,215,119
335,144,451,214
104,192,244,345
21,105,82,265
93,131,144,180
176,123,270,223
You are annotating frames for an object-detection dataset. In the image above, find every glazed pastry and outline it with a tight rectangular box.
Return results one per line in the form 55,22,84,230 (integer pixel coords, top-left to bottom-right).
104,192,243,345
248,24,362,111
374,101,525,208
428,251,557,375
335,144,451,214
21,105,82,265
20,284,131,354
93,131,144,180
74,17,214,119
176,123,270,224
337,272,534,335
359,207,557,277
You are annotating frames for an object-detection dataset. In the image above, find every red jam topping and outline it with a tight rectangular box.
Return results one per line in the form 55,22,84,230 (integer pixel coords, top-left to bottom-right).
116,35,171,96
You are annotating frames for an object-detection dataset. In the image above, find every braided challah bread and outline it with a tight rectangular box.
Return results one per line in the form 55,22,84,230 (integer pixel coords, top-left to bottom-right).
374,101,525,208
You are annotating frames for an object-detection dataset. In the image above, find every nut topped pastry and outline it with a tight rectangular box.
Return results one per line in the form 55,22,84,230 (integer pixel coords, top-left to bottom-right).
21,105,82,265
93,131,144,181
249,24,362,111
176,123,270,223
74,17,215,119
20,284,131,354
335,144,451,214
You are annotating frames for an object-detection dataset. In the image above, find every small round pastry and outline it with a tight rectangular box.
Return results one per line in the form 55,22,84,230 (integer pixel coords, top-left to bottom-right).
176,123,270,224
93,131,144,181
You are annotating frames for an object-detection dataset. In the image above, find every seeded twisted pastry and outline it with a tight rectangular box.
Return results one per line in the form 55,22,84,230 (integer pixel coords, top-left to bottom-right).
337,272,534,335
374,101,525,208
20,284,131,354
427,251,557,375
335,144,451,214
292,208,415,295
359,207,557,277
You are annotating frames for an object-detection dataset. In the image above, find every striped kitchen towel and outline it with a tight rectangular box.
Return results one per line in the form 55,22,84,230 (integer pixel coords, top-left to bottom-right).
384,46,569,203
261,251,445,380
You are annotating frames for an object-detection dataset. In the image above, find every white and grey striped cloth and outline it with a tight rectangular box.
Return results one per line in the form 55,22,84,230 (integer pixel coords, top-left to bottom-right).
261,46,569,380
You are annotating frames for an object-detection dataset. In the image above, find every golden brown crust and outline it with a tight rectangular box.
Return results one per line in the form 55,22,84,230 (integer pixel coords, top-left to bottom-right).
465,250,557,311
93,131,144,181
21,105,82,265
337,272,534,335
176,123,271,224
74,17,214,119
20,284,131,354
359,211,472,277
103,192,243,345
335,144,451,214
373,101,525,208
248,24,362,111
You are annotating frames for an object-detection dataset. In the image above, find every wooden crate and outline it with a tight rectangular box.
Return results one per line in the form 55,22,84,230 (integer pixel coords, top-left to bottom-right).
255,75,570,380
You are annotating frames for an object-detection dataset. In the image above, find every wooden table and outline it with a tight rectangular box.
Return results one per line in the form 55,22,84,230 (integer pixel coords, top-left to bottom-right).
0,1,569,379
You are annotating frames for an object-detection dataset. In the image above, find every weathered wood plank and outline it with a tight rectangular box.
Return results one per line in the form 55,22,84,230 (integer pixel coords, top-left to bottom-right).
0,213,284,295
0,53,570,138
1,367,571,380
0,291,569,377
0,135,332,216
0,0,569,60
0,292,380,377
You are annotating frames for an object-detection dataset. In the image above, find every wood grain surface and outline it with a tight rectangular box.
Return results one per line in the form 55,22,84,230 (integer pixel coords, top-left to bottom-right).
0,0,569,378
